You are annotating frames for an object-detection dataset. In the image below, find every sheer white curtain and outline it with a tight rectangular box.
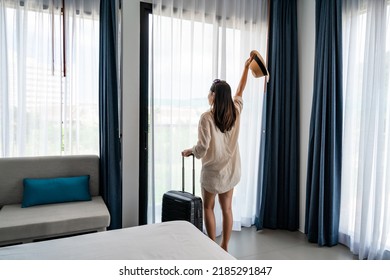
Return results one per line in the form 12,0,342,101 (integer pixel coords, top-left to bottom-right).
341,0,390,260
150,0,268,235
62,0,100,155
0,0,62,156
0,0,99,157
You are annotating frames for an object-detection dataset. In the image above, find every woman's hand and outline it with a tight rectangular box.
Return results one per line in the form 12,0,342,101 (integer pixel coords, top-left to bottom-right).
181,149,193,157
245,54,254,69
235,55,255,97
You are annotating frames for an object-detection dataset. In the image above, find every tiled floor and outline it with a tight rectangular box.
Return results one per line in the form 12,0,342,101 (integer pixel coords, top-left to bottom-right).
216,226,357,260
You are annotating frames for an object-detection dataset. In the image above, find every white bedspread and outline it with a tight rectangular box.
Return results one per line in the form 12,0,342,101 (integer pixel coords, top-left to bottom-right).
0,221,235,260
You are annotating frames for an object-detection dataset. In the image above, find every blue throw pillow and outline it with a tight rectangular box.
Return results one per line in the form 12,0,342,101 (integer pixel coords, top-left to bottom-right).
22,175,91,208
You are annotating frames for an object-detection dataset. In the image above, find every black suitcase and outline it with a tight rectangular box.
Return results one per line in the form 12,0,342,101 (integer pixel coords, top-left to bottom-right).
161,155,203,231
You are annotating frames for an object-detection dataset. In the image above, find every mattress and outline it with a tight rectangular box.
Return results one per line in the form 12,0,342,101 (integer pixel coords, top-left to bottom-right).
0,220,235,260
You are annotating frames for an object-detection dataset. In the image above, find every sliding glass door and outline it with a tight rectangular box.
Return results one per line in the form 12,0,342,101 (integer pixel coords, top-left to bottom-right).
140,1,268,233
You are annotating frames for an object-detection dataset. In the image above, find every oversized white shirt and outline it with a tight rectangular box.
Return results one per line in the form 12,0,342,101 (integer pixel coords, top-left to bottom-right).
192,96,243,194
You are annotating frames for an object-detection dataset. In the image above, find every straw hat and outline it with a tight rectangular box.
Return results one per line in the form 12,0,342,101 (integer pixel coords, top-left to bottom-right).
249,50,269,78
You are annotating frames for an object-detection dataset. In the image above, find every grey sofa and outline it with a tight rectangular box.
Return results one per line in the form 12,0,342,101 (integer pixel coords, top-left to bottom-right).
0,155,110,247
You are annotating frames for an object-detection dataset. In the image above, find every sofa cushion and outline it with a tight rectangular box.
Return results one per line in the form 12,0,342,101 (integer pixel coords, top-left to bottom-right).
22,175,91,208
0,196,110,244
0,155,100,206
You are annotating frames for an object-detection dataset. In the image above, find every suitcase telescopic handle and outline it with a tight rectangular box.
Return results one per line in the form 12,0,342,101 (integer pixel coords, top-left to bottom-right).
182,154,195,195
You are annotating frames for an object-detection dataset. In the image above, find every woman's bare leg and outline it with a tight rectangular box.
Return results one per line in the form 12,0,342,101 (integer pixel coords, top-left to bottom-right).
218,188,234,251
202,188,216,241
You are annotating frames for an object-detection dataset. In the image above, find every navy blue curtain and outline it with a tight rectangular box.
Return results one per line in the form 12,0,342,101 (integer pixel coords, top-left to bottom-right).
99,0,122,230
305,0,342,246
255,0,300,231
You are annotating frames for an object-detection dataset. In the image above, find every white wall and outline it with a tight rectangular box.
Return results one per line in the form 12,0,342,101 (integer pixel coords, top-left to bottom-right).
121,0,315,231
122,0,142,227
297,0,315,232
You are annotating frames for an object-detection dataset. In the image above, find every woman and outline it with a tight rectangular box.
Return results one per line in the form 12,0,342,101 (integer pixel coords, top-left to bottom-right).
182,56,253,251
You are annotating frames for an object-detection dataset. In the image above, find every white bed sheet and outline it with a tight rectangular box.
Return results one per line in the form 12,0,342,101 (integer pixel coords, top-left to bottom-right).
0,221,235,260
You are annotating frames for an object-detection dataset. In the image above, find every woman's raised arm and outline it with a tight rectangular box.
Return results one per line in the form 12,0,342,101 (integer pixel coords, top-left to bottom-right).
235,55,254,97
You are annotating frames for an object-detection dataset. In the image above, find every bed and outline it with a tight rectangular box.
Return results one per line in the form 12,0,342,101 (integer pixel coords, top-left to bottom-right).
0,220,235,260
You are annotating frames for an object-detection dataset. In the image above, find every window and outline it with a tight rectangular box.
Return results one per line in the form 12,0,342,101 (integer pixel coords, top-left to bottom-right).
143,1,269,232
340,0,390,259
0,0,99,157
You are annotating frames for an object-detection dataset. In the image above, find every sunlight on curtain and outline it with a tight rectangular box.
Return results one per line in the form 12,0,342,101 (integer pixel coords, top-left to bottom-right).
341,0,390,259
150,0,268,234
0,0,99,157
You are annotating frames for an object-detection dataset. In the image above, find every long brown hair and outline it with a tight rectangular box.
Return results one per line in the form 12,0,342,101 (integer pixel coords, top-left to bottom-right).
210,80,236,133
